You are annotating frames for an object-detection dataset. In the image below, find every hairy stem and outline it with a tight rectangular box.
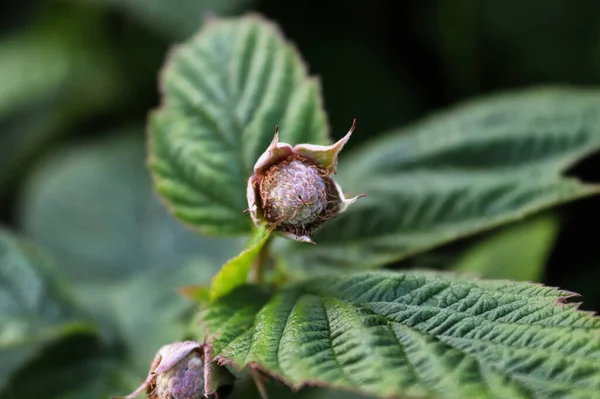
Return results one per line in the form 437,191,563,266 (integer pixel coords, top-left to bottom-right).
252,235,272,284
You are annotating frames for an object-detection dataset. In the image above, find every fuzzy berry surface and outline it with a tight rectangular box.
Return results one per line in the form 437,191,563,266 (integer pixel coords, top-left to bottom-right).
153,351,204,399
258,156,338,236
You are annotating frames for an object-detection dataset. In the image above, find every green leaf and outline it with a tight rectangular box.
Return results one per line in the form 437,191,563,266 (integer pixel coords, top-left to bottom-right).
0,229,93,392
203,271,600,399
451,214,559,281
211,226,270,301
149,15,329,236
277,88,600,272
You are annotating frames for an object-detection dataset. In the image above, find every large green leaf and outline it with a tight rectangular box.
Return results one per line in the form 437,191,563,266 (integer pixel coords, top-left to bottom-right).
149,15,329,236
277,88,600,272
203,271,600,399
0,229,92,392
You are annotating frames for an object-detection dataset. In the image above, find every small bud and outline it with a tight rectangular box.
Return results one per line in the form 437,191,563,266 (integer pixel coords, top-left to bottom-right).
114,341,234,399
247,119,364,243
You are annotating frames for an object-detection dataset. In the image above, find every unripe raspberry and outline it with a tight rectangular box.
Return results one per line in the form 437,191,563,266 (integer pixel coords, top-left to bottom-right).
153,350,204,399
260,158,328,225
115,341,234,399
247,120,364,244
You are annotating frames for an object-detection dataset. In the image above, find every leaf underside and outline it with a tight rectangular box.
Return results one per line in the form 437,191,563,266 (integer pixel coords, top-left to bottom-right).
277,88,600,272
203,271,600,399
149,15,329,236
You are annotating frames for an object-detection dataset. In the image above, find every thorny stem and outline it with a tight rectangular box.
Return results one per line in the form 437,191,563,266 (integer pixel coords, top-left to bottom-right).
252,235,272,284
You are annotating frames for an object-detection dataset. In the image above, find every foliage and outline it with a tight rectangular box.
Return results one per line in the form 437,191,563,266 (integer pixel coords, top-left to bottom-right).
276,88,600,274
149,16,328,235
2,2,600,399
148,15,600,399
204,271,600,398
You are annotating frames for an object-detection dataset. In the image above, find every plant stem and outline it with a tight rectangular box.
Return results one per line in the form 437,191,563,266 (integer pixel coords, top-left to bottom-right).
252,235,272,284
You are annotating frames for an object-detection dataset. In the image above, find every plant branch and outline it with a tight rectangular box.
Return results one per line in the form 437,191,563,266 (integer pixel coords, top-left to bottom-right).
252,235,272,284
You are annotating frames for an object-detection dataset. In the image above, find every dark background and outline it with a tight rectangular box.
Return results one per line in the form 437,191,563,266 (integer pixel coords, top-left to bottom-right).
1,1,600,397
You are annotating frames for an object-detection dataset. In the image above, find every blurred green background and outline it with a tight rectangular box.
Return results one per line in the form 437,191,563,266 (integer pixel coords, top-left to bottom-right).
1,0,600,398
